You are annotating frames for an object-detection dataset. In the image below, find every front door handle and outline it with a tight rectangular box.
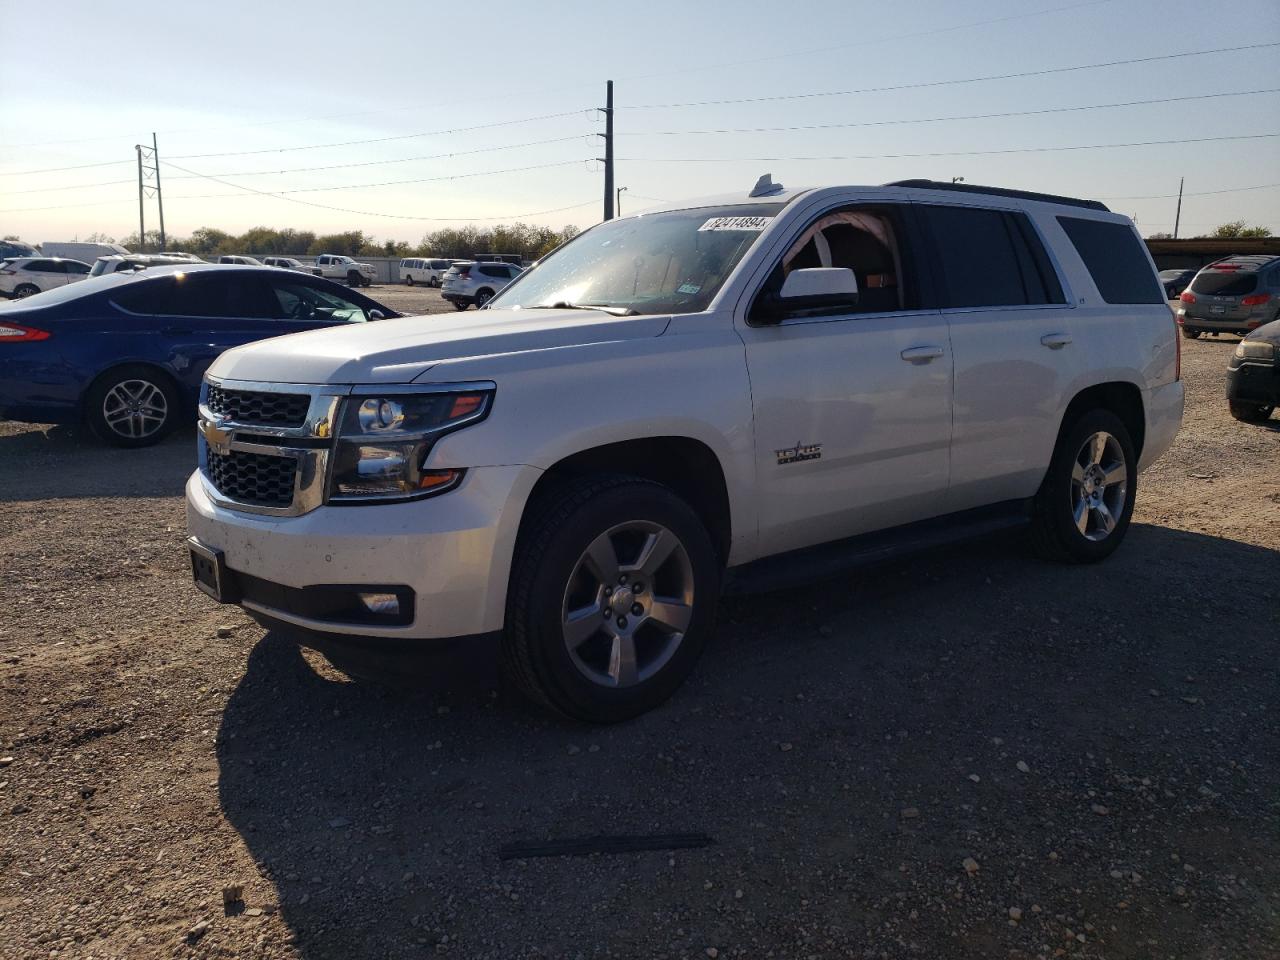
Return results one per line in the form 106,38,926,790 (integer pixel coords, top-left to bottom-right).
1040,333,1073,349
900,345,945,363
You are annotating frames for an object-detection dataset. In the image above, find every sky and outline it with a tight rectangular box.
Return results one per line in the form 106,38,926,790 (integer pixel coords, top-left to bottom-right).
2,0,1278,246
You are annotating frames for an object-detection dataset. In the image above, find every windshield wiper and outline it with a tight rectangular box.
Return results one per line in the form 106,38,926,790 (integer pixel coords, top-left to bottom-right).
525,301,638,317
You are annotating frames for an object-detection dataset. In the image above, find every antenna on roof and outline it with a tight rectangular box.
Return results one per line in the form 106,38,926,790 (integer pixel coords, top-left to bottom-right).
749,173,784,198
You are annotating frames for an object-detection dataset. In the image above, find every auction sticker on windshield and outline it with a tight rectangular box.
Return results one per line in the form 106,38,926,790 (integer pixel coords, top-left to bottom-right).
698,216,773,232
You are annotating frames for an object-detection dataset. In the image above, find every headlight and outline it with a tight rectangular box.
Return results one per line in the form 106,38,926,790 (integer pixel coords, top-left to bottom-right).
328,389,492,502
1235,340,1276,361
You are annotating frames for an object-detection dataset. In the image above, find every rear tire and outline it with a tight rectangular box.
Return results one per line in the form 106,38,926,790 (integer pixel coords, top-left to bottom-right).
1029,409,1137,564
475,288,494,308
405,275,415,286
502,476,721,723
452,301,468,311
1229,400,1275,422
85,364,180,448
1180,327,1201,339
13,284,39,299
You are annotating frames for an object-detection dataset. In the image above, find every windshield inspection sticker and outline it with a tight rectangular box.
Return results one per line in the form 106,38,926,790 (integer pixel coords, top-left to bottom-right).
697,216,772,232
676,282,701,294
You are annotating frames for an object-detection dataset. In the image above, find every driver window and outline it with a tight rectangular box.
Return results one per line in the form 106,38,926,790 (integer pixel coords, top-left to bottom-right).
270,281,368,323
780,209,907,314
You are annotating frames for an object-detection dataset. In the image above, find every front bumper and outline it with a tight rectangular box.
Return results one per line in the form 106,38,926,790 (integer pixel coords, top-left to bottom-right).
185,463,540,640
1226,360,1280,406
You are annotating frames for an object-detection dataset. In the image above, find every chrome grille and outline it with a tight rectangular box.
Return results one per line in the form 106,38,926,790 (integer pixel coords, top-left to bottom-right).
206,384,310,427
206,449,297,509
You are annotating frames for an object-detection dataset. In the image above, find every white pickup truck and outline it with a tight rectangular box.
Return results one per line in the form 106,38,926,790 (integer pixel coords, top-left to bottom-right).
311,253,376,287
187,176,1183,722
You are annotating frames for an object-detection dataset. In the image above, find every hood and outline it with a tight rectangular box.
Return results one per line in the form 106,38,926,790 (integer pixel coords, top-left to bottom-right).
1245,317,1280,345
207,308,672,384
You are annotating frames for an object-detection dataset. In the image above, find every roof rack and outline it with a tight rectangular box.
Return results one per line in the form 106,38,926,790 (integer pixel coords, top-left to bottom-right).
885,179,1109,212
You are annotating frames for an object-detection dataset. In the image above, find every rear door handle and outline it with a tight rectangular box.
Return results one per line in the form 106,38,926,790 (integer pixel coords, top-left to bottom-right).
900,345,945,363
1040,333,1072,349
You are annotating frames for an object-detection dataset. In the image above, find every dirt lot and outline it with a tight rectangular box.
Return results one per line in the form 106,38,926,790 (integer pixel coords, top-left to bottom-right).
1,315,1277,960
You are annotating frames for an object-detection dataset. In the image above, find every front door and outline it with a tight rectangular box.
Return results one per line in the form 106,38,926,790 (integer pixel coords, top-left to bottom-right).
736,202,954,557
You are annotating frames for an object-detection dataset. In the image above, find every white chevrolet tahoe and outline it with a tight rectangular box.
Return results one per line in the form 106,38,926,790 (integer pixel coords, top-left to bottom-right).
186,177,1183,722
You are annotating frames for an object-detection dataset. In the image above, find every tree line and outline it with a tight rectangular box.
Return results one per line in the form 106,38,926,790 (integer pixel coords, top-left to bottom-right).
107,222,582,260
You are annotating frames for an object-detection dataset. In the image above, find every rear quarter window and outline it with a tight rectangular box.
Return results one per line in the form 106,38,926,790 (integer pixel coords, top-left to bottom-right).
1056,217,1163,304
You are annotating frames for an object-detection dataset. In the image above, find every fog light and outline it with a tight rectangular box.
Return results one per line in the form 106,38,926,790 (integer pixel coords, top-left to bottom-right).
357,592,400,616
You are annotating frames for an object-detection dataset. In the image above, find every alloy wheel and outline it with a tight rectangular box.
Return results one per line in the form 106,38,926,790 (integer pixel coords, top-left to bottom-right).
561,521,694,688
1070,431,1127,542
102,379,168,440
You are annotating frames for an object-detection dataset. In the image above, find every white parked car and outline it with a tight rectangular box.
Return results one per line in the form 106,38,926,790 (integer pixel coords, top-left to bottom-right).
312,254,376,287
439,260,523,309
89,254,199,277
186,177,1183,722
262,257,308,271
0,257,92,298
400,257,451,287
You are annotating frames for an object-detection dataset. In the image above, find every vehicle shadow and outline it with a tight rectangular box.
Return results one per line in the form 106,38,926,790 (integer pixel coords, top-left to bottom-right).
0,423,194,501
216,523,1280,958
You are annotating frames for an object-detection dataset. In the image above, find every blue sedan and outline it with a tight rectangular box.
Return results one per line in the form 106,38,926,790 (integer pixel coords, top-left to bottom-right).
0,264,399,447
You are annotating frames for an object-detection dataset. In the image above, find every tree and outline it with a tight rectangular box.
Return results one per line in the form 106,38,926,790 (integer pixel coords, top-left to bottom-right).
1145,231,1173,240
1206,220,1272,239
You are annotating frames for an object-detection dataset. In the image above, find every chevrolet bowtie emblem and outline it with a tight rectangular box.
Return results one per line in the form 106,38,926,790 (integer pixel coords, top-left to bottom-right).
200,420,232,456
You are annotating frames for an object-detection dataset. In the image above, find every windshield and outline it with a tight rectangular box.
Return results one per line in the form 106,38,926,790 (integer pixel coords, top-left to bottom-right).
489,202,785,316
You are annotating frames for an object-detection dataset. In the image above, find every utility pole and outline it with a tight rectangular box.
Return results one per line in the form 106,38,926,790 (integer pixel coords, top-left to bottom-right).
1173,176,1184,239
135,145,146,253
616,185,627,216
153,132,166,250
134,137,165,252
598,80,615,221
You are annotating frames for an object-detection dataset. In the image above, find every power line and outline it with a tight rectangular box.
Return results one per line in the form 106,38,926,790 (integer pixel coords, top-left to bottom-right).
621,42,1280,111
617,132,1280,164
621,88,1280,137
4,178,136,195
1096,182,1280,201
162,158,588,196
0,159,133,177
164,135,590,180
167,109,593,160
158,159,597,221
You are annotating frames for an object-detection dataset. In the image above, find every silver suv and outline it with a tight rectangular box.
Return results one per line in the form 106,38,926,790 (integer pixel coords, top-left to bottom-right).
439,260,522,310
1177,256,1280,338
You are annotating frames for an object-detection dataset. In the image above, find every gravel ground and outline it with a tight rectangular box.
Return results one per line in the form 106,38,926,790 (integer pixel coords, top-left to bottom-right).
0,319,1277,960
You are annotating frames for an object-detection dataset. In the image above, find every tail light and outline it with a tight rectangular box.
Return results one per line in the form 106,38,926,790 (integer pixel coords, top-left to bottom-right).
1241,293,1272,307
0,323,51,342
1179,291,1196,304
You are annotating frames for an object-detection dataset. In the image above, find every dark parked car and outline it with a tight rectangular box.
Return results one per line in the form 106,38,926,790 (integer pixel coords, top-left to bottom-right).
1158,268,1196,300
1177,255,1280,339
0,265,400,447
1226,317,1279,422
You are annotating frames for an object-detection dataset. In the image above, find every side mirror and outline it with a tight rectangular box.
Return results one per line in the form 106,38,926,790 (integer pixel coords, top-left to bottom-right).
368,309,385,321
756,267,858,322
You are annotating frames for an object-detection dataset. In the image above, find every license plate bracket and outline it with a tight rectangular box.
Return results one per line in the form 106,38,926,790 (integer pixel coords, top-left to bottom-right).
188,538,238,603
1210,305,1226,314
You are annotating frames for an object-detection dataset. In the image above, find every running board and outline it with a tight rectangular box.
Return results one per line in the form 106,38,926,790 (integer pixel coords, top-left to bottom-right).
723,500,1032,596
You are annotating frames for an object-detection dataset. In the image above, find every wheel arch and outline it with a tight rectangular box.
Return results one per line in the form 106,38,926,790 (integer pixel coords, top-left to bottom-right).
1056,380,1146,461
80,360,183,419
520,436,733,566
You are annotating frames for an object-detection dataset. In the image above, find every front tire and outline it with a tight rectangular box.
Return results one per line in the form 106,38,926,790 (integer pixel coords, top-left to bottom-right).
13,284,40,299
346,271,361,287
1180,327,1201,339
503,476,721,723
1229,400,1275,422
85,365,180,448
1029,409,1137,563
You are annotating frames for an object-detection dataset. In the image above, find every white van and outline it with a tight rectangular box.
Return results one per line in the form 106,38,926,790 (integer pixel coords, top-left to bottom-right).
40,241,130,262
399,257,451,287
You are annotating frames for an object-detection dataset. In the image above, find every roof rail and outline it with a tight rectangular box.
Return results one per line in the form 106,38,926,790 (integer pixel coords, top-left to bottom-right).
885,179,1110,212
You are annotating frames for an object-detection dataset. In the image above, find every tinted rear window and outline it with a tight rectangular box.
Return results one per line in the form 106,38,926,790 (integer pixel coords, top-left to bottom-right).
1056,217,1163,304
920,205,1065,308
1190,270,1259,296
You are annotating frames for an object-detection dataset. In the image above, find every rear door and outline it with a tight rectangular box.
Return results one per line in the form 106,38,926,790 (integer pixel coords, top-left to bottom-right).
915,202,1081,511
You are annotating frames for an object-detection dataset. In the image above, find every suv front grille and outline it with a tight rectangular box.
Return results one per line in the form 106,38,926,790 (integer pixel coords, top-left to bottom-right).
207,385,310,427
206,449,297,509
